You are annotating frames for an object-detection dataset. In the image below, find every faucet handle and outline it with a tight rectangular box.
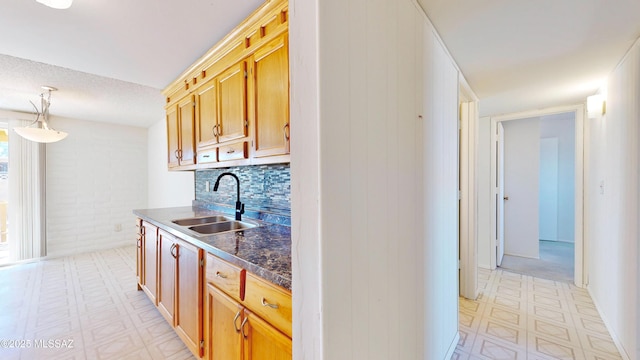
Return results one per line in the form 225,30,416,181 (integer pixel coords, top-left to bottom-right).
235,201,245,220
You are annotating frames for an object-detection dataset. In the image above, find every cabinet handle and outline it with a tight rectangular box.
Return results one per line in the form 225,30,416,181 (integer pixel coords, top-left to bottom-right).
177,149,183,160
241,316,249,339
174,150,179,159
213,124,218,137
261,297,279,309
215,271,227,279
283,122,290,141
226,148,235,154
170,243,177,258
137,238,141,248
233,311,241,333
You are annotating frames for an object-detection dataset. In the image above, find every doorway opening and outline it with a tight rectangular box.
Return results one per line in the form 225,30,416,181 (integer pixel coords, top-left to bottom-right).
490,106,585,286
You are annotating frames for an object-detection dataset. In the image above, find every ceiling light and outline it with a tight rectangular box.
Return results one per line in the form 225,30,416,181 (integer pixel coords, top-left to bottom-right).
36,0,73,10
14,86,68,143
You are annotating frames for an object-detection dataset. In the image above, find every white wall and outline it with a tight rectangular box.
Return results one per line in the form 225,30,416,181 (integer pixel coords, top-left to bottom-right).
46,116,147,257
146,119,193,208
539,137,559,241
540,113,575,242
291,0,460,358
586,38,640,360
503,118,540,258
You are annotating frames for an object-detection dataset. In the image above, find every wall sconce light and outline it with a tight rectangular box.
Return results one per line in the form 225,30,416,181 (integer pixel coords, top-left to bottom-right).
587,94,606,119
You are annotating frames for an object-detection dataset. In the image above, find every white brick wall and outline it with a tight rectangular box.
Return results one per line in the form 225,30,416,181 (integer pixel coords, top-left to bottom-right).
45,116,147,257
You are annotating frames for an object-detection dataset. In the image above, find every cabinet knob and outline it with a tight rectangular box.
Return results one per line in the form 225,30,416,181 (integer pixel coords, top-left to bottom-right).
215,271,227,279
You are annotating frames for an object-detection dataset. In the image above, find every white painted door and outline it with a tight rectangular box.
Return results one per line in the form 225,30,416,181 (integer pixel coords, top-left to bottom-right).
503,118,540,259
496,122,505,266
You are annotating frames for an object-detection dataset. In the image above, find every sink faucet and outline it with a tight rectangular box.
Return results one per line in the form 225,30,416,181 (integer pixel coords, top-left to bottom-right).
213,172,245,221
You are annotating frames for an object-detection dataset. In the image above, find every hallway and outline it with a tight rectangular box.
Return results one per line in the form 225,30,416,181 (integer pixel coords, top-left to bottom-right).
455,268,621,359
500,240,574,283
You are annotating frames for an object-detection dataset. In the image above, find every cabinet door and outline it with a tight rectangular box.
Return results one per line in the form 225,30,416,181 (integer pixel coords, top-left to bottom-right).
252,35,290,158
157,230,176,325
196,79,219,148
242,309,292,360
136,219,143,287
218,61,249,143
141,222,158,305
178,96,196,166
207,285,243,360
175,239,204,358
166,105,180,168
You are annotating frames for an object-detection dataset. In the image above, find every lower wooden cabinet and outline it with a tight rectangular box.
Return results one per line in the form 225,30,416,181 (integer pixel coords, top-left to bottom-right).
205,284,292,360
204,254,291,360
140,221,158,304
140,227,204,358
206,285,243,360
242,308,292,360
157,229,176,324
175,239,204,356
137,219,290,359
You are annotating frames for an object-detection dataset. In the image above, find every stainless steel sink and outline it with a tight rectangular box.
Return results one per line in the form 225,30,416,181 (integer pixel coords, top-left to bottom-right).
188,221,258,235
172,215,232,226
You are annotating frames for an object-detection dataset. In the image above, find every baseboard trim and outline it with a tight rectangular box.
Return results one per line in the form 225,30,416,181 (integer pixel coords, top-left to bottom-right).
444,332,460,359
586,286,632,360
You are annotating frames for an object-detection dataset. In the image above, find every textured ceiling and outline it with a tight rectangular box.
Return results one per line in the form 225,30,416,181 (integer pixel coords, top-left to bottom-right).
0,0,264,127
0,54,164,126
1,0,640,126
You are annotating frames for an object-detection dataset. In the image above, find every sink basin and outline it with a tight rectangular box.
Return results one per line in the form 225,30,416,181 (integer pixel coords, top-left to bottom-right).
188,220,258,235
172,215,232,226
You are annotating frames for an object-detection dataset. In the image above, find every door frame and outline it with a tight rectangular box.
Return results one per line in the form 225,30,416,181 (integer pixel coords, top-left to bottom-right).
489,104,586,287
459,80,479,300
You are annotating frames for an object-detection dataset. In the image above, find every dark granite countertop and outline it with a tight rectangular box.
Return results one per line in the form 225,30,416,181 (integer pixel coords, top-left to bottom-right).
133,206,291,291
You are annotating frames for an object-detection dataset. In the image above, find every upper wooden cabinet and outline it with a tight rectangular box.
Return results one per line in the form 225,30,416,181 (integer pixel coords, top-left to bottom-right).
168,97,196,169
195,79,218,149
251,35,290,159
163,0,289,170
218,61,249,144
196,61,249,151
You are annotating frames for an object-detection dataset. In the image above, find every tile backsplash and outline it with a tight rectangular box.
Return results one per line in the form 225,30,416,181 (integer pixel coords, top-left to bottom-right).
194,164,290,217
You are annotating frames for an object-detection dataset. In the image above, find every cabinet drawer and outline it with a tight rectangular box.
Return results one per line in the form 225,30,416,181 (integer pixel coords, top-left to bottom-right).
197,149,217,164
218,141,248,162
206,254,244,302
244,272,292,338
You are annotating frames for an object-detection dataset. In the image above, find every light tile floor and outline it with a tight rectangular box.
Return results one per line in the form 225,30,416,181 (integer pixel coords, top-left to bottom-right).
454,268,622,360
0,245,194,360
0,247,623,360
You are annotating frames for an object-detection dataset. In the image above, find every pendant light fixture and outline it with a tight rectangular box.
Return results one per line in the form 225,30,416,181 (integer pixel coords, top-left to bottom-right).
14,86,68,143
35,0,73,10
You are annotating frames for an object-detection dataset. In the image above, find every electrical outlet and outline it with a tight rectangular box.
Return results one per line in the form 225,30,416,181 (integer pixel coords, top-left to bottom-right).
205,181,210,192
